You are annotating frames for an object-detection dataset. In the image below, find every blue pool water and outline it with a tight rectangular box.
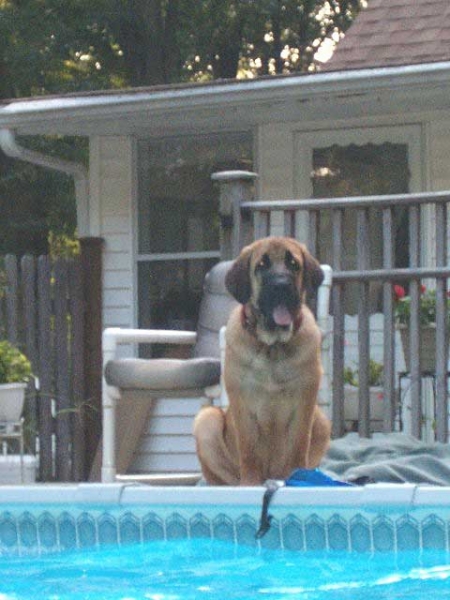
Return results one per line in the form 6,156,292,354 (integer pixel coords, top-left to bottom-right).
1,539,450,600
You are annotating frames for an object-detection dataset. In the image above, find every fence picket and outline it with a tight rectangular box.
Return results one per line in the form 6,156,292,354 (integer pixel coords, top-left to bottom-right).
37,255,54,480
70,260,85,480
4,255,19,345
21,256,38,368
21,255,39,454
54,259,72,481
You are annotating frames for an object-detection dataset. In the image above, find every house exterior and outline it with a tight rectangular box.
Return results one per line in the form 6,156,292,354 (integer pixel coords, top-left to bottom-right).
1,0,450,474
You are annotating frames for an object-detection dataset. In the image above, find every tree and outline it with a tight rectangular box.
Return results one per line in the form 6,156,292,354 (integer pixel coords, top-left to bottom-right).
0,0,127,99
184,0,364,81
0,136,86,255
0,0,118,254
0,0,364,254
1,0,365,93
102,0,364,84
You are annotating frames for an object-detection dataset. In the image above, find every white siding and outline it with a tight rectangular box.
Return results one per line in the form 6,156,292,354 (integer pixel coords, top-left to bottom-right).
258,122,294,200
257,122,294,236
90,136,136,352
429,118,450,265
429,118,450,191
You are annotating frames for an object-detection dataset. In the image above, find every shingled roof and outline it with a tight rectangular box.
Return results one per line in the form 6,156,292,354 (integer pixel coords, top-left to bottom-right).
322,0,450,71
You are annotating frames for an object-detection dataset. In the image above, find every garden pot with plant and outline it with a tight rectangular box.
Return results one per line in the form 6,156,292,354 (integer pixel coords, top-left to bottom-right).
393,284,449,372
344,359,384,429
0,340,32,423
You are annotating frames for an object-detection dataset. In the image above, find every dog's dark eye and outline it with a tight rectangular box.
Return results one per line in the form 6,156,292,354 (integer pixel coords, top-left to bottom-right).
255,253,271,272
285,251,300,271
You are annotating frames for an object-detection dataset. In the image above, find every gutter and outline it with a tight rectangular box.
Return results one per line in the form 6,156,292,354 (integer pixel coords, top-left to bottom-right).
0,129,90,236
1,61,450,132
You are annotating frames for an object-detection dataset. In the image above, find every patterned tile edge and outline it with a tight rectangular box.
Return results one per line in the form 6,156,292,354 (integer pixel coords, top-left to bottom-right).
0,501,449,556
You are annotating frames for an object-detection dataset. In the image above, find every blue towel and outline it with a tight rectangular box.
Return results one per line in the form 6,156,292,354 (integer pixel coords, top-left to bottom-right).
256,469,352,538
286,468,352,487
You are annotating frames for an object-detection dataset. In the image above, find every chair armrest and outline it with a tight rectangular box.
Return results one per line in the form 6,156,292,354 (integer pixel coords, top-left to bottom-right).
103,327,197,364
317,264,332,334
103,327,196,347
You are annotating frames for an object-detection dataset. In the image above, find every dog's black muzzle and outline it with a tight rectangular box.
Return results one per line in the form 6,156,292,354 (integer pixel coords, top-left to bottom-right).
257,274,301,329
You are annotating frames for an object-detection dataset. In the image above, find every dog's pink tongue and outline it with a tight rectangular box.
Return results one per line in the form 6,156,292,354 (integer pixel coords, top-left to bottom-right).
273,305,293,326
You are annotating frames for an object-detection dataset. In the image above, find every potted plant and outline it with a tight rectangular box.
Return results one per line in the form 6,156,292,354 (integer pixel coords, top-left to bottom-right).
344,359,384,429
0,340,33,422
393,284,450,372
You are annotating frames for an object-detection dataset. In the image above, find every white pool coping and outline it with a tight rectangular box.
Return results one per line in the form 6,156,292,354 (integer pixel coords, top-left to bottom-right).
0,482,449,507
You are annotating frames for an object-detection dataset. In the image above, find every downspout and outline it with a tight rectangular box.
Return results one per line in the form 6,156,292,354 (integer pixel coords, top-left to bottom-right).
0,128,90,236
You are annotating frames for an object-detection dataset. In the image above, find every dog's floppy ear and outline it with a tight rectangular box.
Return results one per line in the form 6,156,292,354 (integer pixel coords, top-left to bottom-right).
302,247,324,292
225,247,252,304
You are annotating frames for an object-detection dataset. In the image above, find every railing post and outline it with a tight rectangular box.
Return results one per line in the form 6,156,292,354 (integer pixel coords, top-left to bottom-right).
382,207,396,432
435,202,448,443
357,208,371,438
212,170,258,260
331,209,345,438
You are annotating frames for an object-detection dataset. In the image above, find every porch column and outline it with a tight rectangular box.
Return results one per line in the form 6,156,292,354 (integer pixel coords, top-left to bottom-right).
212,170,258,260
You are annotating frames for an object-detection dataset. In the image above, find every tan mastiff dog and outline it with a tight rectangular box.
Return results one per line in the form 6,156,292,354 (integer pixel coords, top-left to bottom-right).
194,237,331,485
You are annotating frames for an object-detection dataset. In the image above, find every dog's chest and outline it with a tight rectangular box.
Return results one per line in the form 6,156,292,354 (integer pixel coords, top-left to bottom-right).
242,345,301,396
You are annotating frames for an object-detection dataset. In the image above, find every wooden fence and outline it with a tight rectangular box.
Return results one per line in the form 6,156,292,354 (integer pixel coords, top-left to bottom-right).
0,244,103,482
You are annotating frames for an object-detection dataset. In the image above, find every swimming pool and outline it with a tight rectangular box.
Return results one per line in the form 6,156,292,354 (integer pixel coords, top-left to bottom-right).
2,539,450,599
0,483,449,598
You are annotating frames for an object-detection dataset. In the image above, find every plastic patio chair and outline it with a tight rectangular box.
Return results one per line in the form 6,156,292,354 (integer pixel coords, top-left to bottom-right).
101,261,236,483
101,261,332,484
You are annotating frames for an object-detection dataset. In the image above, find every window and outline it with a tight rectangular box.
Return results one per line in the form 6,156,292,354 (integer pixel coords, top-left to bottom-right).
312,142,410,272
137,132,252,355
296,126,422,313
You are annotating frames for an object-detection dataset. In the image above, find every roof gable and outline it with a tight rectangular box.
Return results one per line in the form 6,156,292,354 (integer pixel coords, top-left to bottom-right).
323,0,450,71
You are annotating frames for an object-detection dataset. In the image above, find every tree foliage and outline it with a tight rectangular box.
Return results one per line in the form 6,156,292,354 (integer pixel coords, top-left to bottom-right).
0,0,364,254
0,0,127,99
185,0,363,80
1,0,364,94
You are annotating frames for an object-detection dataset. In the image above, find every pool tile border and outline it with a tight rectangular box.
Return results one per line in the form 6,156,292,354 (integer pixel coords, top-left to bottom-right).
0,483,449,555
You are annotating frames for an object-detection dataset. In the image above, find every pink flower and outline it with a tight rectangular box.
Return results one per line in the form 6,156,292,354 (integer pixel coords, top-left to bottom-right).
393,285,406,300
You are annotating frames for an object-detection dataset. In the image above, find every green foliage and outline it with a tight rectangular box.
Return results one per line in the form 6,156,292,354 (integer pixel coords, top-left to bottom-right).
0,135,87,255
0,0,364,94
0,0,127,98
0,0,364,254
0,340,33,384
394,285,450,327
0,0,121,254
344,359,384,388
343,365,358,387
185,0,364,80
48,232,80,259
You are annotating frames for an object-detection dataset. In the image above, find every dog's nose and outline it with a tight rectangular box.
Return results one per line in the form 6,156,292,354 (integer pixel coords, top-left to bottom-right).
270,275,293,292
